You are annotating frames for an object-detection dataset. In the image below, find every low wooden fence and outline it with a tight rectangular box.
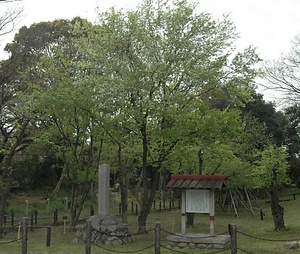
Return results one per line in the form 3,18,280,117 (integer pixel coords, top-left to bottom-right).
2,219,300,254
5,219,238,254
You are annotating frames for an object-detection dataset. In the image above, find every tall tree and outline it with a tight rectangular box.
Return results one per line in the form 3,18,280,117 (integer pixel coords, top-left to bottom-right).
283,105,300,187
0,50,33,228
1,18,99,227
75,0,261,232
0,1,23,228
252,145,289,231
241,92,287,147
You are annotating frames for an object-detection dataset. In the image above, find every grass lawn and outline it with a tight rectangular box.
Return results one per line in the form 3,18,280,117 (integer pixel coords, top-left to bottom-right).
1,192,300,253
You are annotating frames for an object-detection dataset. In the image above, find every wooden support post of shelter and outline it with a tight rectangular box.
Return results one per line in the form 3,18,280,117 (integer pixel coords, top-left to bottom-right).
155,222,161,254
181,190,186,234
22,217,27,254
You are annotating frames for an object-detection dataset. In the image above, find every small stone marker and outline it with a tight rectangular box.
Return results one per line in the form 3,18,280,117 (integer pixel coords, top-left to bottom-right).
284,241,299,249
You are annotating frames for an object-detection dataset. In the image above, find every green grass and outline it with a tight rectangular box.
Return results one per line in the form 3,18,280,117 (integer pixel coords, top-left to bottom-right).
1,194,300,253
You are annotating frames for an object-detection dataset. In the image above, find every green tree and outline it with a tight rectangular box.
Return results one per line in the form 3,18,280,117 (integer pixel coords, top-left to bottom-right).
242,93,287,146
26,18,106,226
1,18,102,226
253,145,289,230
283,105,300,187
75,0,261,232
0,52,34,228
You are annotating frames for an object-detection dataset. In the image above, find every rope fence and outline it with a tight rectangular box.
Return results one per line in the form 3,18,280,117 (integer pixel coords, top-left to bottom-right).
229,223,300,254
92,242,155,253
237,230,300,242
1,218,299,254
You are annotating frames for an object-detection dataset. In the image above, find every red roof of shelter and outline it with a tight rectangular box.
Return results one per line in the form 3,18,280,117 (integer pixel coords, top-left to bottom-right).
166,174,226,189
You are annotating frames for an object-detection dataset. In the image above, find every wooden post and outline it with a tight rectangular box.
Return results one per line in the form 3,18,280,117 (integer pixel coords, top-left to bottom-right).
53,209,58,226
171,214,175,233
90,206,94,216
209,189,215,236
181,190,186,235
135,204,138,216
22,217,27,254
260,209,264,220
11,212,14,226
72,209,76,225
228,223,237,254
17,222,21,241
119,203,122,214
46,198,50,214
63,216,67,235
46,226,51,247
85,220,92,254
30,214,34,231
155,222,161,254
34,210,38,225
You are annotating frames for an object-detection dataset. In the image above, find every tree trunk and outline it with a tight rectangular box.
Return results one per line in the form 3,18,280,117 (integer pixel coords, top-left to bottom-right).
118,143,129,223
73,183,90,226
120,178,128,223
185,150,204,228
0,121,30,226
138,123,149,233
198,148,204,175
270,186,285,231
0,187,9,228
138,169,160,233
186,213,195,227
185,147,203,227
70,183,77,227
52,162,67,198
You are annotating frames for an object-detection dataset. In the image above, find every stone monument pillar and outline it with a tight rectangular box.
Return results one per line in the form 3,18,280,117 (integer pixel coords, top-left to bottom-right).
74,163,132,245
98,164,110,217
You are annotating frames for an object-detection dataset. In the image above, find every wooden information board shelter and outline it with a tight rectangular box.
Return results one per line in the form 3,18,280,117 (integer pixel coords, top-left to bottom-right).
167,174,226,236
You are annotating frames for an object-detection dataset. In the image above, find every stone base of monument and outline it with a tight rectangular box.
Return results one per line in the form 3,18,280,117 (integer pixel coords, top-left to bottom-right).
73,215,132,245
167,233,230,250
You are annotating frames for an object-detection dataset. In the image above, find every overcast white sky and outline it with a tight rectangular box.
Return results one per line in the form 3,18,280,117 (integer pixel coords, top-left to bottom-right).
1,0,299,61
1,0,300,102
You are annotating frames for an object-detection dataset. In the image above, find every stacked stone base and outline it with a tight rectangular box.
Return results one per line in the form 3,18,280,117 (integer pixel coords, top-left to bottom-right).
167,233,230,250
74,215,132,245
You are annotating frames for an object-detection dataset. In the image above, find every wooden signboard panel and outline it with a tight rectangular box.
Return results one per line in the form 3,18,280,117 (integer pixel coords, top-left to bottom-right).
186,189,210,213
